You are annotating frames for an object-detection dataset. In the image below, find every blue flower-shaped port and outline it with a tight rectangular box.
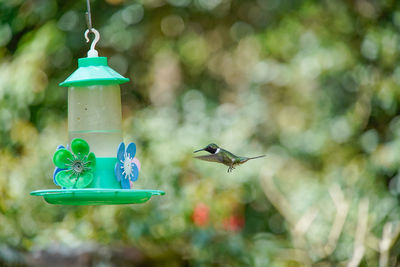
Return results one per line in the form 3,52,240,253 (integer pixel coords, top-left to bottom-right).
115,142,140,189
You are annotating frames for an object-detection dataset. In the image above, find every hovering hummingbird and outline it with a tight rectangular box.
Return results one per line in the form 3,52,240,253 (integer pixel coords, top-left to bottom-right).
194,143,266,172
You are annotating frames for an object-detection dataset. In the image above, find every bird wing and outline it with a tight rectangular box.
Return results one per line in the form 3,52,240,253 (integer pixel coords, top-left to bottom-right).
194,154,225,164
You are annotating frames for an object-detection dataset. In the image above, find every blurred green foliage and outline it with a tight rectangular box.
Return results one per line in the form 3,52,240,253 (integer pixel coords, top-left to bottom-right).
1,0,400,266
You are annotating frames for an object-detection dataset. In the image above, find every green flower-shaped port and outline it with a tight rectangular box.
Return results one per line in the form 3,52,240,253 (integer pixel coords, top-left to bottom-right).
53,138,96,189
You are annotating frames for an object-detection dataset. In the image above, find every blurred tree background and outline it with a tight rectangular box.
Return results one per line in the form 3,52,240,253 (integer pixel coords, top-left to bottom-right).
1,0,400,266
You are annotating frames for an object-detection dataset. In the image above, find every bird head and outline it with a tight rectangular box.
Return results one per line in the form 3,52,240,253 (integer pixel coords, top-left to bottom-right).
194,143,220,154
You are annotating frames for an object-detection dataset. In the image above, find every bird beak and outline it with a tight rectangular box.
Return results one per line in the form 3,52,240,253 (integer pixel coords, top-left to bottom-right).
194,148,205,153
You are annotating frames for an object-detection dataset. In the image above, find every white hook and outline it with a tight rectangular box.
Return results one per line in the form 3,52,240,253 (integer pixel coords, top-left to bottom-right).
84,28,100,57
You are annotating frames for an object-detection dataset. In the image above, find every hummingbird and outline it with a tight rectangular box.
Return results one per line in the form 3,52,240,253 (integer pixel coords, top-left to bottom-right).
194,143,266,172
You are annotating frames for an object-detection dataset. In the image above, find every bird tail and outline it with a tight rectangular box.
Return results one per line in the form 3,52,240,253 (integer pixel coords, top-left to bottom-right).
247,155,266,160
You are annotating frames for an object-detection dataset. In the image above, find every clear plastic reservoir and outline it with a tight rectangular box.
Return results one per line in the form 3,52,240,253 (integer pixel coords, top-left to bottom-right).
68,84,122,157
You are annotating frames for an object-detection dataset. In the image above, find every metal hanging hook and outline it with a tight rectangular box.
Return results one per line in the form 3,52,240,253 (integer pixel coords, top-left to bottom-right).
84,28,100,57
84,0,99,57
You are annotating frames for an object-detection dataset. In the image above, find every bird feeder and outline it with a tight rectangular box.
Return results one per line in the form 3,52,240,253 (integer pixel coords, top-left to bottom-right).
30,19,164,205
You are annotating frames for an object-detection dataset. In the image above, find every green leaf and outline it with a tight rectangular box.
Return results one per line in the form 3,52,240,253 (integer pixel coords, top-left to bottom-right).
55,170,77,188
74,172,94,188
53,149,74,169
87,152,96,169
71,138,90,159
55,170,93,189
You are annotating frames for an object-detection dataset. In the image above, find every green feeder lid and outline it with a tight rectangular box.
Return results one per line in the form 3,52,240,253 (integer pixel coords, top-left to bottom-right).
59,57,129,87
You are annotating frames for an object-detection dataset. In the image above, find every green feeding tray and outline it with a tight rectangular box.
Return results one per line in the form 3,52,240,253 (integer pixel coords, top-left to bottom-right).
31,147,165,205
59,57,129,87
30,189,165,205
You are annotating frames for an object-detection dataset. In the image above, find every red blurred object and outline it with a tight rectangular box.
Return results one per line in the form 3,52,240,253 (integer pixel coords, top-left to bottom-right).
224,215,245,232
192,203,209,227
